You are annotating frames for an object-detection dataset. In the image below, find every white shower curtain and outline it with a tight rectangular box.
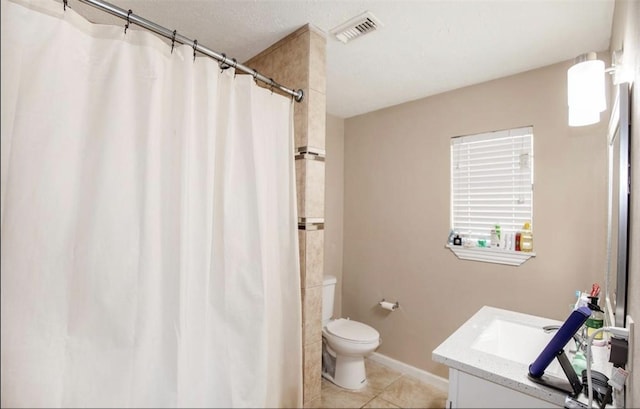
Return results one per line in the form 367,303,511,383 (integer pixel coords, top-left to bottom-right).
0,0,302,407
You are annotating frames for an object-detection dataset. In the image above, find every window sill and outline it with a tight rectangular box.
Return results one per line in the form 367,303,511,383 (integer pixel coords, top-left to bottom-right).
446,244,535,266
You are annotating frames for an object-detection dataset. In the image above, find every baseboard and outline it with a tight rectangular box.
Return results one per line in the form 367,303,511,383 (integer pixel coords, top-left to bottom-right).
368,352,449,392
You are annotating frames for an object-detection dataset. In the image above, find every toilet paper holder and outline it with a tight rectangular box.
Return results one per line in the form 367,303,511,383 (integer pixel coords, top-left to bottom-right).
378,299,399,311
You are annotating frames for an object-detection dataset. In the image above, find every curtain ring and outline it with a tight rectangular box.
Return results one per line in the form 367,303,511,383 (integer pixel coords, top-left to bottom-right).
192,39,198,61
219,53,231,73
269,79,275,94
124,9,132,34
63,0,68,11
170,30,177,54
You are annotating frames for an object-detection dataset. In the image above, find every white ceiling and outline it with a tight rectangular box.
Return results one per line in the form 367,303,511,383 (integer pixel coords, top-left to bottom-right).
68,0,615,118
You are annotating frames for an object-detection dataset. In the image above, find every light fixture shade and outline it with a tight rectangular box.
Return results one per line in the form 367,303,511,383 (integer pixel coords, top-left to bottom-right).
567,55,606,127
568,107,601,127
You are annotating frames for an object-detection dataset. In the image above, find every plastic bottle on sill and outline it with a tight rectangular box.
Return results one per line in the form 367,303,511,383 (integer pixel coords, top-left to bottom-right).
490,229,499,248
505,233,513,251
520,221,533,252
491,223,502,249
585,296,605,346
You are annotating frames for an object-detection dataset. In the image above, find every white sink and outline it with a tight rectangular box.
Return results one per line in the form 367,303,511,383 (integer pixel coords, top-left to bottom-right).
471,317,576,375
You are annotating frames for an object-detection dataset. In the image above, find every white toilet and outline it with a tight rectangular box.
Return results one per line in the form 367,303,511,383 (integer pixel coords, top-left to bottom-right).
321,275,380,390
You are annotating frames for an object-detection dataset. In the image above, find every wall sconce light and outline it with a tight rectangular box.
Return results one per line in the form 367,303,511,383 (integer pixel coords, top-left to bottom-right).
567,52,606,127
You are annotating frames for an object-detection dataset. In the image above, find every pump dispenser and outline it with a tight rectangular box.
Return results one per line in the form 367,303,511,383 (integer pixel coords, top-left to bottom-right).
585,296,604,342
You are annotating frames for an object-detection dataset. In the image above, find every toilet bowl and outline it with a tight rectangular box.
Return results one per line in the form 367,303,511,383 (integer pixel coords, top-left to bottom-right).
321,275,380,390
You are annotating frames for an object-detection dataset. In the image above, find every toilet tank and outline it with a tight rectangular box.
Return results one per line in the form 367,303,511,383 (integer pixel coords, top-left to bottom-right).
322,275,337,326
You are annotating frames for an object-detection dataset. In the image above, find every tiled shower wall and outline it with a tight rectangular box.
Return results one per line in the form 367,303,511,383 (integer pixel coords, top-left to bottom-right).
245,24,327,404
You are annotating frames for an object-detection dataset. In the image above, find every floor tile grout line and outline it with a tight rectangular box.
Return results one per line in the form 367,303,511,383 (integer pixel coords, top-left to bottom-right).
359,395,376,408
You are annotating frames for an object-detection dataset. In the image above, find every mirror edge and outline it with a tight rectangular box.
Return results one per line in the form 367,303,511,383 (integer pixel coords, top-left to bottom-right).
614,81,630,329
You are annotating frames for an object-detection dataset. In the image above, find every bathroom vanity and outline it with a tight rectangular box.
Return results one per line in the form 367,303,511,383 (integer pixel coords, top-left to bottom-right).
433,306,614,408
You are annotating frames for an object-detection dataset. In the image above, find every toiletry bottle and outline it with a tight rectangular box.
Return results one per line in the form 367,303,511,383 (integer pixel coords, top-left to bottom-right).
515,232,521,251
520,221,533,252
585,296,604,342
490,228,499,248
448,230,457,245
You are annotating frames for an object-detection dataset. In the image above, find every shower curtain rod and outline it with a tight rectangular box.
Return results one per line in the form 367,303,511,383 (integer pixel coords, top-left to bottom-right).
73,0,304,102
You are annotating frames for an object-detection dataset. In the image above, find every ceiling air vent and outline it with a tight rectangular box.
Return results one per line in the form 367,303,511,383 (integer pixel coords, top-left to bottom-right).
330,11,382,44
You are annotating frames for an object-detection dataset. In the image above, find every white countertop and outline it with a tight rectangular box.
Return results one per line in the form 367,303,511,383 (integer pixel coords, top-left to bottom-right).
432,306,612,407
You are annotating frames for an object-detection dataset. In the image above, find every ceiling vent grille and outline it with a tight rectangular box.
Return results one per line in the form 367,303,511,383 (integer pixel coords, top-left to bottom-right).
330,11,382,44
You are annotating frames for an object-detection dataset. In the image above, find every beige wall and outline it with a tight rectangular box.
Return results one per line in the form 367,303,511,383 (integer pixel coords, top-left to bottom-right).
610,0,640,406
325,114,345,318
342,59,609,378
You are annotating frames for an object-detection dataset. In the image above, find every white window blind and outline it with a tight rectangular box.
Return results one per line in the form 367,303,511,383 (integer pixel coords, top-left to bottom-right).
451,126,533,243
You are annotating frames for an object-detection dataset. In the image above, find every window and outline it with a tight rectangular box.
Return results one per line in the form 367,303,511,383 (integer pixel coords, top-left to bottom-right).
449,126,534,264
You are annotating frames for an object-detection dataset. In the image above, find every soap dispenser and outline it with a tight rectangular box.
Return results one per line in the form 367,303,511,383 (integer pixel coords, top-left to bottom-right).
585,296,604,344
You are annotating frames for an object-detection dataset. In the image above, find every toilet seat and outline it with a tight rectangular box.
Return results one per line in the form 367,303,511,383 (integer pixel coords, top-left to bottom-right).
325,318,379,344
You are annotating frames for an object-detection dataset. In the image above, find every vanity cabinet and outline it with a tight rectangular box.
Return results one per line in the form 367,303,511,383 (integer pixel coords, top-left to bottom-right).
434,307,618,409
432,306,606,409
447,368,560,408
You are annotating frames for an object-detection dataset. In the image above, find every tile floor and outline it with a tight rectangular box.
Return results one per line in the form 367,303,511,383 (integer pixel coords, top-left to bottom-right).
304,359,448,408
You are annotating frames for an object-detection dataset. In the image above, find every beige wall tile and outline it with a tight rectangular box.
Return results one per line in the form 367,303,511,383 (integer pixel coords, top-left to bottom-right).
296,159,325,219
304,230,324,288
308,88,327,150
303,320,322,346
305,160,325,218
273,31,310,91
303,395,321,408
302,286,322,341
244,25,310,94
295,97,310,148
299,230,307,286
309,29,327,94
304,341,322,403
295,159,306,217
